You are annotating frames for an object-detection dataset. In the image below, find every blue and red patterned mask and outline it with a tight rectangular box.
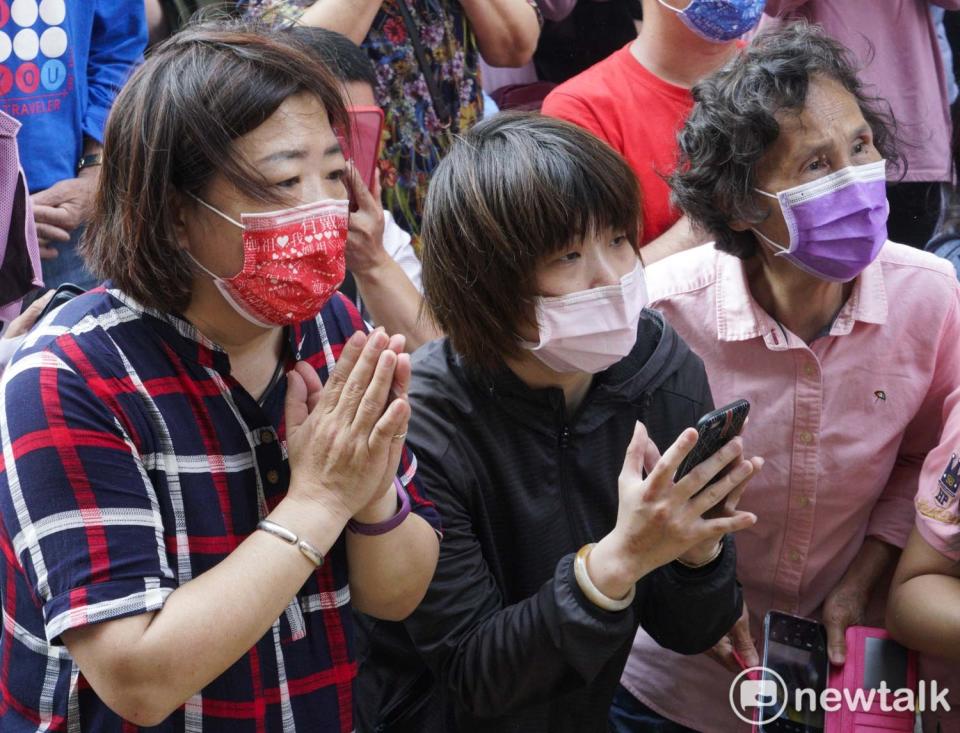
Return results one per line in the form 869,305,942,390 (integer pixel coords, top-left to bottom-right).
657,0,766,42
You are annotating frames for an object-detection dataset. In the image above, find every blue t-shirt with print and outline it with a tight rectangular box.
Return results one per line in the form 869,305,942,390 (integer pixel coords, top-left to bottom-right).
0,0,146,192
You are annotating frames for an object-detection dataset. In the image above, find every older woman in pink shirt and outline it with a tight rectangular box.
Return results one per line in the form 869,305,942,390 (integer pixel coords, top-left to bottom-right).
615,23,960,732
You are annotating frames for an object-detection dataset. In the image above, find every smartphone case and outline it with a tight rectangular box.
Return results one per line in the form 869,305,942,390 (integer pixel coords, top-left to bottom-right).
341,106,384,193
823,627,917,733
673,398,750,482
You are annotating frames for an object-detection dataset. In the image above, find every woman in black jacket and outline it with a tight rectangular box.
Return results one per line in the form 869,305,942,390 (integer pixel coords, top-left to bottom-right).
355,113,763,732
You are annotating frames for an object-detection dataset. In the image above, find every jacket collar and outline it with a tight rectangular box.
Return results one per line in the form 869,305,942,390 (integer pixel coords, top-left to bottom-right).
477,310,685,436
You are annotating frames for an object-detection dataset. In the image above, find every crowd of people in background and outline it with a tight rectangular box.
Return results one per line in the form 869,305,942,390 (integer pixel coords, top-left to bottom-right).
2,1,960,732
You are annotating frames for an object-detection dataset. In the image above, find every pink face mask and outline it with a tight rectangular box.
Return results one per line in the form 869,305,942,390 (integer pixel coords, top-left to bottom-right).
188,194,349,327
521,260,649,374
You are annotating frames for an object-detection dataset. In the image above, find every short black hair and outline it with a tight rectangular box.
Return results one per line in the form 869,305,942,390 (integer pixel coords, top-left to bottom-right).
285,25,377,90
420,112,641,370
670,21,901,259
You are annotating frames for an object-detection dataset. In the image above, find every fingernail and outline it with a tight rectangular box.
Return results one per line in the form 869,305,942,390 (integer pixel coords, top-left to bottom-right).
372,331,388,348
734,463,752,480
349,331,364,346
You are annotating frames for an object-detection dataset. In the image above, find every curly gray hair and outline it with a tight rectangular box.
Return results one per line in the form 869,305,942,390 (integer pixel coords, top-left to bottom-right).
670,21,901,259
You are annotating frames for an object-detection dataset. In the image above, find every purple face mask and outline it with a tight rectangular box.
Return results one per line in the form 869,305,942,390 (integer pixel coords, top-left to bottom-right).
752,160,889,282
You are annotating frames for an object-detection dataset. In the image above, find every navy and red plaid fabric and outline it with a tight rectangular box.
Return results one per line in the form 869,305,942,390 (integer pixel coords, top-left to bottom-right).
0,286,440,732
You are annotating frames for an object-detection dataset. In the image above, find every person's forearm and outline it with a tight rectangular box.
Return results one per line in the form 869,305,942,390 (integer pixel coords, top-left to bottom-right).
297,0,382,44
888,573,960,659
460,0,540,67
837,536,900,596
346,492,439,620
639,216,705,266
640,535,742,655
354,259,442,351
63,493,350,726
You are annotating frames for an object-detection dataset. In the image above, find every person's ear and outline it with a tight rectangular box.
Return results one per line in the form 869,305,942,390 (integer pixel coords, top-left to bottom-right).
728,218,752,232
169,188,193,252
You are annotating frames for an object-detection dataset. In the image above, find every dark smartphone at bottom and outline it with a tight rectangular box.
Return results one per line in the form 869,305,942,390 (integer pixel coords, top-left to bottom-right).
758,611,829,733
37,283,86,321
673,398,750,483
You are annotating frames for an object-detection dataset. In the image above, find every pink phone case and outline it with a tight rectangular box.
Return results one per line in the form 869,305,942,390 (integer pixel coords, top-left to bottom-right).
824,626,917,733
341,106,384,193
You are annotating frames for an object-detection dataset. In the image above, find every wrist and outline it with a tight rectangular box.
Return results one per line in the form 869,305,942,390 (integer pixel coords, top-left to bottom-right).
588,532,647,600
352,483,397,524
349,245,391,279
678,539,723,567
275,485,353,539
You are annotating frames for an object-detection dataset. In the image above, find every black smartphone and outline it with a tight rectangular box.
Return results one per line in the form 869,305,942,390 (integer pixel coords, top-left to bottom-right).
37,283,86,321
757,611,829,733
673,398,750,483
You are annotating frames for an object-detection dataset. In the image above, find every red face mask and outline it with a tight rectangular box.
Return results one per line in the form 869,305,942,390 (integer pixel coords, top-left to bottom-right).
188,194,349,327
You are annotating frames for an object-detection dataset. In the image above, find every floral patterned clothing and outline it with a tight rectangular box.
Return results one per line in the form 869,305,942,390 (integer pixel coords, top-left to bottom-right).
238,0,483,243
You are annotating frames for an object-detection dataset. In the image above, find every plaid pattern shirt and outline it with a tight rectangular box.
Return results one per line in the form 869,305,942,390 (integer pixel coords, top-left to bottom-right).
0,286,441,732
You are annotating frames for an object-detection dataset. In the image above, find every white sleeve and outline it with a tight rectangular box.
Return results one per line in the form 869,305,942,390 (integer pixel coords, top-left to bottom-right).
0,334,26,370
381,210,423,293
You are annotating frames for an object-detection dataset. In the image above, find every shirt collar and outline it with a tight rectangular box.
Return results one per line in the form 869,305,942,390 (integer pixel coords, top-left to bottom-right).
715,251,889,347
107,285,307,374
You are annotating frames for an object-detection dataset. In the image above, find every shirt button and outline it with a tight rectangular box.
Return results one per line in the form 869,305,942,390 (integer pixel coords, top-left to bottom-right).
798,496,810,508
260,430,274,444
803,363,816,377
789,550,802,563
266,470,280,485
799,431,813,444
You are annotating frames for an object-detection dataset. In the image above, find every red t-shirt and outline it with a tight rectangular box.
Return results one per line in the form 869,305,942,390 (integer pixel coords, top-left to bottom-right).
542,43,694,245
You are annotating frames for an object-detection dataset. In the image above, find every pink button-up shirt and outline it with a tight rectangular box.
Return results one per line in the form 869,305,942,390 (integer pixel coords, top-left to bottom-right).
621,242,960,731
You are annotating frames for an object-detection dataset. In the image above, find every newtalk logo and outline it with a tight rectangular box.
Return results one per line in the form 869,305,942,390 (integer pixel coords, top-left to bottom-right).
729,667,951,726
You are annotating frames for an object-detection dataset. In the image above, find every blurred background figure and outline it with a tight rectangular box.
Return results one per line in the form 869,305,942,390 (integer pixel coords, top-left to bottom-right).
237,0,542,245
762,0,960,249
0,0,146,289
288,25,442,349
543,0,766,265
0,110,42,331
482,0,643,111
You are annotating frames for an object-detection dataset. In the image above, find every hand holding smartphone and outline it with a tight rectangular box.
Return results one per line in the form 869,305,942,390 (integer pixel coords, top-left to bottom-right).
339,106,384,194
673,399,751,485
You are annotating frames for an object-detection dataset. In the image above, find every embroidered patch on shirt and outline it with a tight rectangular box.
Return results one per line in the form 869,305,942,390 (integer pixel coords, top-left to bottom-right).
936,453,960,506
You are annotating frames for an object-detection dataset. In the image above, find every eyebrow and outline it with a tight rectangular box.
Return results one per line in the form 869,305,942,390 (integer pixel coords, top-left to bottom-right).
792,124,872,162
255,143,342,165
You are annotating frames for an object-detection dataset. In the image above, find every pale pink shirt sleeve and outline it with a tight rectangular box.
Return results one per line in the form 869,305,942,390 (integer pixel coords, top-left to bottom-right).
916,386,960,561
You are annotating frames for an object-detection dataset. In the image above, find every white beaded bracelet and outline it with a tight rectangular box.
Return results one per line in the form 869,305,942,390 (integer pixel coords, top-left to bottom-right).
573,543,635,612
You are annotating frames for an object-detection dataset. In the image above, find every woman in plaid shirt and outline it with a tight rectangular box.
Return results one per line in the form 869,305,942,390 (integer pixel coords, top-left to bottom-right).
0,20,440,732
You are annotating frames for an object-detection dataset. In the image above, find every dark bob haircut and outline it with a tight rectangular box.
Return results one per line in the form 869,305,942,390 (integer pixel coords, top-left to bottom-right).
420,112,641,371
82,19,347,314
284,26,377,91
670,21,900,259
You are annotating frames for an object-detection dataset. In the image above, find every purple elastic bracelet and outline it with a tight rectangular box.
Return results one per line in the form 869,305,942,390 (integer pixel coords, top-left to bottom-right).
347,478,411,536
